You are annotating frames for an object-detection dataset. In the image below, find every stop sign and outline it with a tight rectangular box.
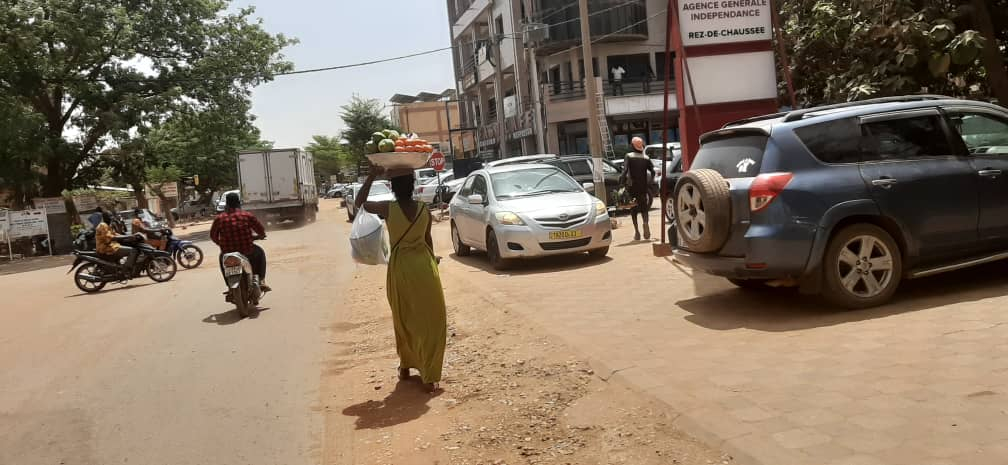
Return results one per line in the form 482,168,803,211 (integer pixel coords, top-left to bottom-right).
429,151,446,172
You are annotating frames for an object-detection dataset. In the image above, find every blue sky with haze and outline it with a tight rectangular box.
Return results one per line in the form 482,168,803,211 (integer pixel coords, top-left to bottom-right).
231,1,457,148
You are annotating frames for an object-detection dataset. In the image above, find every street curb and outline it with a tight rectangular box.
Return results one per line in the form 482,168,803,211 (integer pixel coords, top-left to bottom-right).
442,262,763,465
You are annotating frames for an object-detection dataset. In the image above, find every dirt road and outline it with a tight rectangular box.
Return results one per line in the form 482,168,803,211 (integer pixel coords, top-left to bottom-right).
0,205,351,465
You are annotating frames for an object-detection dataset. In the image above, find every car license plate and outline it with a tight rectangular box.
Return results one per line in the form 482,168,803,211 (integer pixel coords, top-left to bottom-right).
549,230,583,240
225,265,243,276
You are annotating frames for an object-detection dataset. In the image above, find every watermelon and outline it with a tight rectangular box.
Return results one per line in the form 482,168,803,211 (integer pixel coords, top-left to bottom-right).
378,138,396,153
371,132,385,145
365,141,377,154
383,129,400,140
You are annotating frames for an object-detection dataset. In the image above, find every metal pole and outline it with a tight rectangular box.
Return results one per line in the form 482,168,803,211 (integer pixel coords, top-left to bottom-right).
660,0,673,246
445,99,456,159
578,0,606,203
528,45,546,153
43,206,53,255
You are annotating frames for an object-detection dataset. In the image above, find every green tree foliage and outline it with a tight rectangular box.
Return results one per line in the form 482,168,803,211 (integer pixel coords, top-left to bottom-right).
0,0,296,196
306,135,349,182
779,0,1008,106
339,95,395,164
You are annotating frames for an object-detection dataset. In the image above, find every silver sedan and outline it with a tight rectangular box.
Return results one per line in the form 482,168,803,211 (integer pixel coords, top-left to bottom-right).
448,164,612,270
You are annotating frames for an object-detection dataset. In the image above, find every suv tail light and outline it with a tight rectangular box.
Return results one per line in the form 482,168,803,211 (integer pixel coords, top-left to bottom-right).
749,172,793,212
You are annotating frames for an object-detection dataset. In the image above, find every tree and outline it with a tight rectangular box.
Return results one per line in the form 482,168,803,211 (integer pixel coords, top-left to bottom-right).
779,0,1008,106
339,95,395,164
0,1,296,196
306,135,349,183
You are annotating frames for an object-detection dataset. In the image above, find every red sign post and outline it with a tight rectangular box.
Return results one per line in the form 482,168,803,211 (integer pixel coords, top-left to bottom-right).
429,151,446,172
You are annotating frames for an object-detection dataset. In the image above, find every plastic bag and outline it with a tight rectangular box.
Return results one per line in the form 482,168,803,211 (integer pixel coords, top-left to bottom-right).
349,210,389,265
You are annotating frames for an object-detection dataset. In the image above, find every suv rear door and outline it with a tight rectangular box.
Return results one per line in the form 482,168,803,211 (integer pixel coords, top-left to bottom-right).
945,107,1008,245
857,109,979,263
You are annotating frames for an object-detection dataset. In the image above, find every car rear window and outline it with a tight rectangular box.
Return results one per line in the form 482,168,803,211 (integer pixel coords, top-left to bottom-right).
692,135,768,178
794,117,862,164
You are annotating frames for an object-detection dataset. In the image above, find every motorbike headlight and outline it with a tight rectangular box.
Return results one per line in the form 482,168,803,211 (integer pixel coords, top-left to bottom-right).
494,211,525,226
595,199,607,216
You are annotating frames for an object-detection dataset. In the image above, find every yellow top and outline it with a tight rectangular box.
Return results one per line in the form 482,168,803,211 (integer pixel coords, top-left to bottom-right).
95,223,120,255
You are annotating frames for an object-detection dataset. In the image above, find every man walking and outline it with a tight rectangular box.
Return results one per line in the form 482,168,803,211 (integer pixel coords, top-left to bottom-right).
619,137,655,241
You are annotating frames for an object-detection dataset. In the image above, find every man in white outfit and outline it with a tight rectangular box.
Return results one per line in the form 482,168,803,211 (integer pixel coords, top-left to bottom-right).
611,65,626,95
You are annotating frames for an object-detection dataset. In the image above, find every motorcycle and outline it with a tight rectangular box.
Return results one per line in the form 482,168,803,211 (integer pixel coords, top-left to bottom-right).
73,228,96,251
162,229,204,269
68,235,178,293
222,241,265,318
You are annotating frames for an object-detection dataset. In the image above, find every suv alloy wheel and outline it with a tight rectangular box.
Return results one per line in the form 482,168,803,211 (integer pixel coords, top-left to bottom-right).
822,224,902,309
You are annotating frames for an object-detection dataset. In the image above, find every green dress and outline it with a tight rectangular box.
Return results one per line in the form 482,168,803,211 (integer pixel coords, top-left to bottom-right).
386,202,447,384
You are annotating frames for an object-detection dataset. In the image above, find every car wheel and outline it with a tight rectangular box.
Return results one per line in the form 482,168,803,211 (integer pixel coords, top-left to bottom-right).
727,278,771,290
664,195,676,223
451,221,471,256
821,224,902,309
674,169,731,253
486,230,509,271
588,246,609,259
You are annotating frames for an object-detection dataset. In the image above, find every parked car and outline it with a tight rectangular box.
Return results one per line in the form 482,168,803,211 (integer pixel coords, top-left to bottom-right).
484,154,557,168
542,155,627,208
326,184,346,198
170,199,210,220
215,190,240,213
345,181,393,221
672,95,1008,309
117,209,167,233
440,177,467,204
449,164,612,270
414,173,455,204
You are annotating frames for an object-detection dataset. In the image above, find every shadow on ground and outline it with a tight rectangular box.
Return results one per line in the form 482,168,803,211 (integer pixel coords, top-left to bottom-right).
677,260,1008,332
202,306,271,325
449,251,612,276
342,379,441,430
65,282,156,298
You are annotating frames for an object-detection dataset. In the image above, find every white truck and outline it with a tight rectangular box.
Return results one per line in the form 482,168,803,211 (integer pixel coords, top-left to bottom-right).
237,148,319,225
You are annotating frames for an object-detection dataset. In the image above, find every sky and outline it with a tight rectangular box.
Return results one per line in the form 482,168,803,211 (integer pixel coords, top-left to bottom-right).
231,0,457,149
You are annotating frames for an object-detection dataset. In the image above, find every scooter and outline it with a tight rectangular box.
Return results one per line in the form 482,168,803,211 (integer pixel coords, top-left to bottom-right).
162,229,204,269
222,239,265,318
68,235,178,293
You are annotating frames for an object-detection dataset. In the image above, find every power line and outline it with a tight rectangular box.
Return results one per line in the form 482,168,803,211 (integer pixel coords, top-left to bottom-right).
545,8,667,59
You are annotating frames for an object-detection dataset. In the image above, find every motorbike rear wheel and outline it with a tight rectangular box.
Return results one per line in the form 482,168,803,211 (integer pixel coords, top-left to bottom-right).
234,278,252,318
74,263,107,293
176,244,204,269
147,256,177,282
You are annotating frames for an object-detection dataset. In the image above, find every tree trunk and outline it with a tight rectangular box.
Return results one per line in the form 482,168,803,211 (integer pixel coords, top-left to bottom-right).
133,185,148,209
972,0,1008,106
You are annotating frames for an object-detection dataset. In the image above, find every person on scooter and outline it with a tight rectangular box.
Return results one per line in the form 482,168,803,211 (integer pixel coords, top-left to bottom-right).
210,192,270,292
132,208,165,250
95,210,141,276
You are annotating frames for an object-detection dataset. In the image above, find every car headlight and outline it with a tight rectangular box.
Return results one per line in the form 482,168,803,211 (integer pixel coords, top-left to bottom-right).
494,211,525,225
594,199,607,216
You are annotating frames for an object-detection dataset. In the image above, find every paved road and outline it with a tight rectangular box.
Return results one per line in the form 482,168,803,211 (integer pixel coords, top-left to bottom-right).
0,202,352,465
434,214,1008,465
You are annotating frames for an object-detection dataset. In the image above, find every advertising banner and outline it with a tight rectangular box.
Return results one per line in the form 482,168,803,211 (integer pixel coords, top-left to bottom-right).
33,197,67,214
8,209,49,238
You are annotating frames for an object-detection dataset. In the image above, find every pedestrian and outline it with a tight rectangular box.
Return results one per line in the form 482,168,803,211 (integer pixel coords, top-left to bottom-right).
619,136,655,241
642,66,655,93
354,164,447,394
611,65,626,95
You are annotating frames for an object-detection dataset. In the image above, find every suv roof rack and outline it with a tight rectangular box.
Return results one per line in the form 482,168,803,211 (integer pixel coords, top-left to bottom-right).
723,111,790,128
781,94,953,123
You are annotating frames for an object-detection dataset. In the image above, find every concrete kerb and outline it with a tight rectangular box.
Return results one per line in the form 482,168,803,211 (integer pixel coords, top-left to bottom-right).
444,262,767,465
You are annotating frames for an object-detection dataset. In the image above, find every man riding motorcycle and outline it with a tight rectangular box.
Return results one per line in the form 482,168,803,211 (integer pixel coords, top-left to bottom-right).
132,208,166,250
210,193,271,292
96,210,143,276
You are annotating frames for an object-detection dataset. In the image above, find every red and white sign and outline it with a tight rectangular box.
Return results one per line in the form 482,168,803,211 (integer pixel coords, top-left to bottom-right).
429,151,446,172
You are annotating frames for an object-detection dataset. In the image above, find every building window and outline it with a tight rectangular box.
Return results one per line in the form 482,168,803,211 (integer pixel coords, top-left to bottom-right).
495,15,504,35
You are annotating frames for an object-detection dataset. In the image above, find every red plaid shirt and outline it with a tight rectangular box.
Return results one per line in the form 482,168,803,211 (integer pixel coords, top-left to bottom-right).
210,209,265,255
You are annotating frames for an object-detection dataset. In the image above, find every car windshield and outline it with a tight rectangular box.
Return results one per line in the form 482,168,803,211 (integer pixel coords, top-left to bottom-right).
369,183,391,195
491,167,582,199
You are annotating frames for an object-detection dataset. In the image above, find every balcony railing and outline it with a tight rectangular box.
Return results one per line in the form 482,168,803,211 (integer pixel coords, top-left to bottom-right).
548,78,669,101
535,0,648,53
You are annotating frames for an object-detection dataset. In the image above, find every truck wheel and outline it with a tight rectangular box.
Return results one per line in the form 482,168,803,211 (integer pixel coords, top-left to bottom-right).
674,169,731,253
821,224,902,309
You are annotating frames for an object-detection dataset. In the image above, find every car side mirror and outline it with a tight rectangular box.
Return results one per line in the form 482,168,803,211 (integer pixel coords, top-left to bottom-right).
467,194,484,205
582,182,595,193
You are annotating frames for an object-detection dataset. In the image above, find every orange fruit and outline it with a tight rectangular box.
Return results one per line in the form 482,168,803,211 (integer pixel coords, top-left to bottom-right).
394,139,405,147
394,146,406,152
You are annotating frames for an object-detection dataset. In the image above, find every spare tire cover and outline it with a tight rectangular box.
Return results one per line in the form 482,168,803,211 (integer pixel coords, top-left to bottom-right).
674,169,731,253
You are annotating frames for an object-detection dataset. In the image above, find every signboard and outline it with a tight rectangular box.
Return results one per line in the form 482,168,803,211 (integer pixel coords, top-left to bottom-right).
0,211,8,234
7,209,48,238
511,128,533,140
74,195,98,212
429,152,446,172
149,182,179,198
33,197,67,214
679,0,772,46
503,95,518,118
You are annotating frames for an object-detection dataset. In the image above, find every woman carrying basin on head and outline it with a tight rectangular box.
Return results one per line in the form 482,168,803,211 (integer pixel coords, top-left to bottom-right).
354,165,447,393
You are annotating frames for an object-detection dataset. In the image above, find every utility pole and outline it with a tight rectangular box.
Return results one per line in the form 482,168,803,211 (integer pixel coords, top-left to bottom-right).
527,45,546,154
578,0,606,203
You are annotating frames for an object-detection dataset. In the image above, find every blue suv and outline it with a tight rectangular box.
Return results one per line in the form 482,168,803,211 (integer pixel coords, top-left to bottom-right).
672,95,1008,308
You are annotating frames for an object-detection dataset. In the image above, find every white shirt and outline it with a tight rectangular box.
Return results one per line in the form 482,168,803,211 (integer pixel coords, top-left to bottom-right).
611,66,625,81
